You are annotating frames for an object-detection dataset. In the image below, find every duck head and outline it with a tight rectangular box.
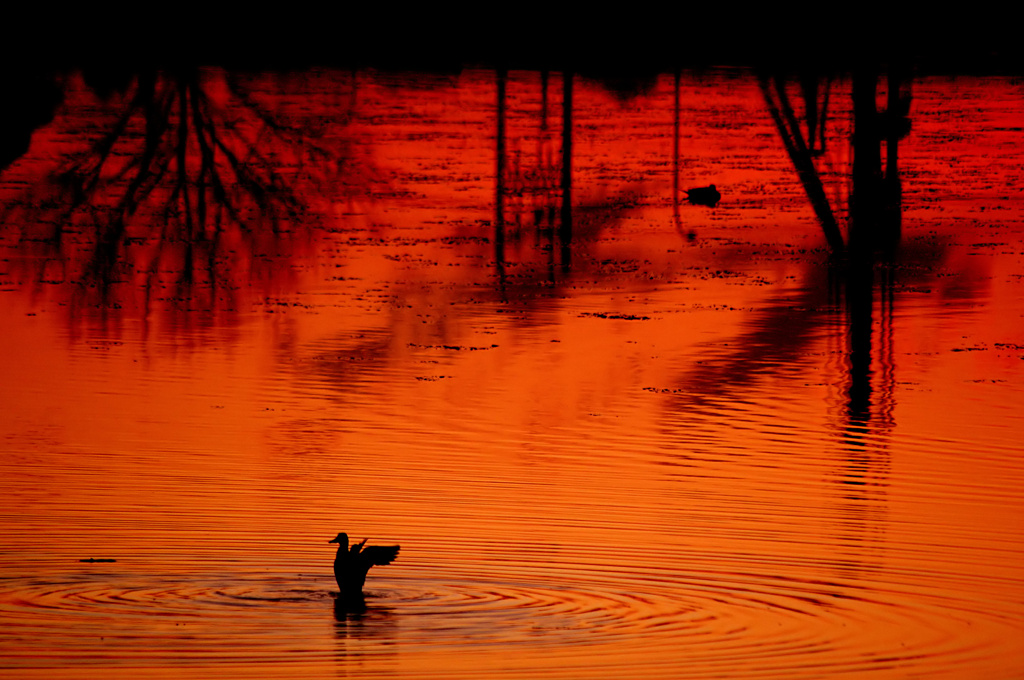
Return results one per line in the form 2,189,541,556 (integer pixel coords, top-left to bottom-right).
328,532,349,546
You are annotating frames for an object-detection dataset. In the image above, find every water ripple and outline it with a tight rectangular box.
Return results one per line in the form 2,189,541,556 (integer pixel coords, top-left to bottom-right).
0,546,1019,678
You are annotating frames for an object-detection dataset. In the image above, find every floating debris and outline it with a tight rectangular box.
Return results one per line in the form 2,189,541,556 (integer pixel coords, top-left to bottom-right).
408,343,499,351
580,312,651,321
79,558,117,563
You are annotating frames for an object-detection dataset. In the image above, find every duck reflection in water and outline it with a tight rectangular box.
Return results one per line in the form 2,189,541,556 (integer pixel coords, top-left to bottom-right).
685,184,721,207
328,532,400,608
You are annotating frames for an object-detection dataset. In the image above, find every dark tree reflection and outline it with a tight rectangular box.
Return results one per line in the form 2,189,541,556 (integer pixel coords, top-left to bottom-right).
759,72,844,253
2,67,359,318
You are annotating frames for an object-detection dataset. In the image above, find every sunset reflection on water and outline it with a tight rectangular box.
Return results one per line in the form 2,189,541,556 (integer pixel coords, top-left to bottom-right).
1,67,1022,679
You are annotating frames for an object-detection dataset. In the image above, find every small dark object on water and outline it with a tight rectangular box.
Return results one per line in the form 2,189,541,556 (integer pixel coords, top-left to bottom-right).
80,558,116,563
329,532,399,598
685,184,721,207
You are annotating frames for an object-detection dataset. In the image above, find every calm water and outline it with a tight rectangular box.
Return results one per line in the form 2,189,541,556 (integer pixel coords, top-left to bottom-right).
1,68,1023,678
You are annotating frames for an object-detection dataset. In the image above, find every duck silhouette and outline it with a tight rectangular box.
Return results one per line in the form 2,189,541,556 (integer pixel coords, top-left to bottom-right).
328,532,400,598
685,184,721,207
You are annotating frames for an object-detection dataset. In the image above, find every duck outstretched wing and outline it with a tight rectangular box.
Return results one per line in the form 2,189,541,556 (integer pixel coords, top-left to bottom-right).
363,545,400,565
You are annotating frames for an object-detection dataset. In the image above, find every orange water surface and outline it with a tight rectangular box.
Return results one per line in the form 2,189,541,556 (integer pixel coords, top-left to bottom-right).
0,67,1022,679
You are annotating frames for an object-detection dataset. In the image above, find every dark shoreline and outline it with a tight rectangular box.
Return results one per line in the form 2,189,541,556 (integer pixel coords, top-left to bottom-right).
5,10,1024,75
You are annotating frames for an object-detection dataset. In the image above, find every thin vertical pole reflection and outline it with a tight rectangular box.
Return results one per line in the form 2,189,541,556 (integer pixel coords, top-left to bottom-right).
672,68,681,235
540,70,549,133
540,70,557,281
877,263,897,429
495,68,507,270
883,64,908,252
560,69,573,271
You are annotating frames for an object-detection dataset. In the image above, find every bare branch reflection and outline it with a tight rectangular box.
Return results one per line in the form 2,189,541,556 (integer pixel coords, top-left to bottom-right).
2,67,365,321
